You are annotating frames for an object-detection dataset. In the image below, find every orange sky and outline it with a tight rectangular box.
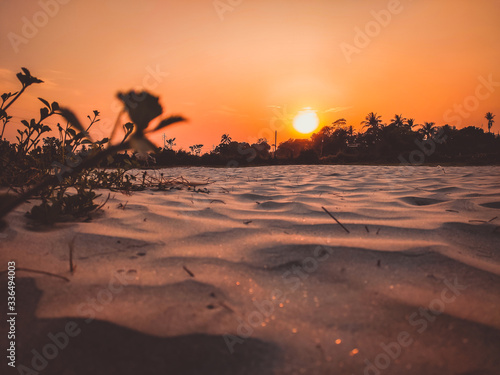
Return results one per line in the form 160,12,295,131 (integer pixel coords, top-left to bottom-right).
1,0,499,151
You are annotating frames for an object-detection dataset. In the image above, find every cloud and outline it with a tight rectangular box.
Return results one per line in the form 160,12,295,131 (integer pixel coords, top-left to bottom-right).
324,106,353,114
210,105,247,117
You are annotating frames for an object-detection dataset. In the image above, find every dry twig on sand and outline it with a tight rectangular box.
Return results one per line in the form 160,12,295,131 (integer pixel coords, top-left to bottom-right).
321,206,350,234
69,236,76,274
183,265,195,277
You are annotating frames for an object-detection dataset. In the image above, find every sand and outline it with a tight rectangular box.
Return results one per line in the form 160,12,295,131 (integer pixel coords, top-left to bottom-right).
1,165,500,375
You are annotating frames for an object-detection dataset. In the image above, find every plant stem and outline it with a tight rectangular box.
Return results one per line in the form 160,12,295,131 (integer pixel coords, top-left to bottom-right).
0,86,26,139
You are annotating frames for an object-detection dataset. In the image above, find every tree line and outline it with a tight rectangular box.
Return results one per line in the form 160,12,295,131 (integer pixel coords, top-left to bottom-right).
130,112,499,166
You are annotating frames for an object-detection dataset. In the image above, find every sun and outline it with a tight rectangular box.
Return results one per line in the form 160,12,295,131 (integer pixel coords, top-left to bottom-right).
293,108,319,134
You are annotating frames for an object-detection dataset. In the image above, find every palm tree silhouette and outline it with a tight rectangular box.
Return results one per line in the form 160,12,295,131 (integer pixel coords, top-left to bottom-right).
485,112,495,133
332,118,347,129
420,122,436,139
220,133,232,145
406,118,417,130
390,114,406,128
362,112,383,133
165,137,176,150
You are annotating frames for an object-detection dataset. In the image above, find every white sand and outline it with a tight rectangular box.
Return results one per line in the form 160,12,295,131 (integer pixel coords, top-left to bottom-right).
1,165,499,374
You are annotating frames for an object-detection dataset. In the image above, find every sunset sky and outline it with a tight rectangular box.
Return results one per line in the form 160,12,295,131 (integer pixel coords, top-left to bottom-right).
1,0,499,151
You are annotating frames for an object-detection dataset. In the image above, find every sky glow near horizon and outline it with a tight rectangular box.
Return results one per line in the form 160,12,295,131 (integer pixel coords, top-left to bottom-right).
1,0,499,151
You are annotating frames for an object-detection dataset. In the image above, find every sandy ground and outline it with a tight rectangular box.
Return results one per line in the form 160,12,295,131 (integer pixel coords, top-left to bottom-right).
1,165,500,375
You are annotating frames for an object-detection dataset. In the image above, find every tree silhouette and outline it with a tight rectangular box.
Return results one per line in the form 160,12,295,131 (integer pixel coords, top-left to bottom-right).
362,112,383,131
332,118,347,129
165,137,176,150
189,144,203,156
220,133,232,145
390,114,406,128
361,112,383,142
485,112,495,133
406,118,417,130
420,122,436,139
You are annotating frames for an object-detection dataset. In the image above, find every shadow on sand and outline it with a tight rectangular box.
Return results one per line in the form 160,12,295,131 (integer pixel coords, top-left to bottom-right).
1,277,281,375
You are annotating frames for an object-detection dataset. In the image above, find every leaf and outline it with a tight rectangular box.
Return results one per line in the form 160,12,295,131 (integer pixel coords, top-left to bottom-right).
41,125,52,133
93,110,100,117
16,73,26,85
40,107,49,120
16,68,43,86
152,115,186,132
51,101,59,111
81,139,92,144
96,138,109,145
66,127,77,138
117,91,162,132
21,120,29,127
38,97,51,109
59,108,85,134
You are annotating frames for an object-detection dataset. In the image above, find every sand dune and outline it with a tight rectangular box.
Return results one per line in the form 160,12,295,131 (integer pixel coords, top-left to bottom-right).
1,165,499,374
